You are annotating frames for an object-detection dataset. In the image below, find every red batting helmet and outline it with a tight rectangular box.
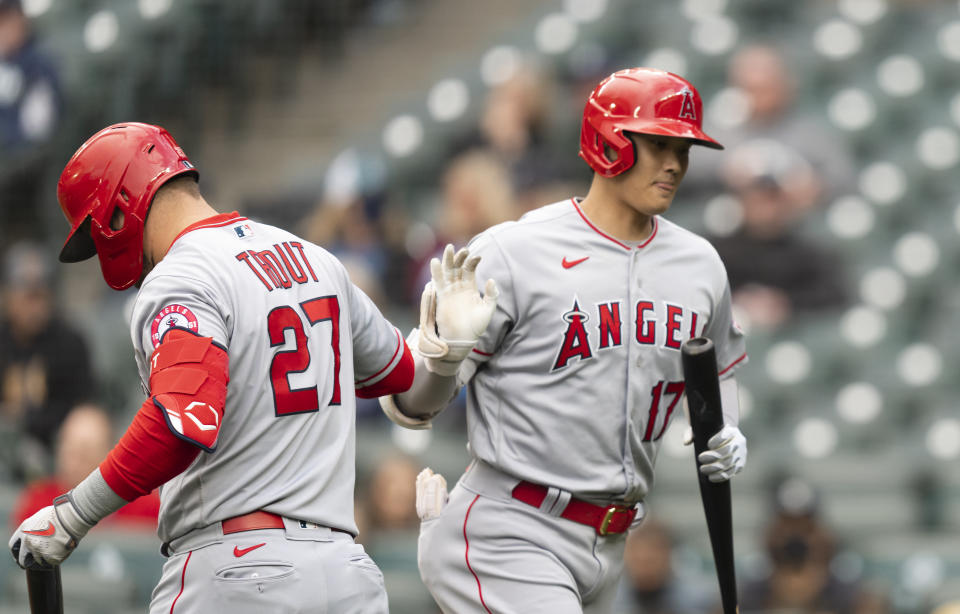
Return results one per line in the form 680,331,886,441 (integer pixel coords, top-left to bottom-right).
57,122,198,290
579,68,723,177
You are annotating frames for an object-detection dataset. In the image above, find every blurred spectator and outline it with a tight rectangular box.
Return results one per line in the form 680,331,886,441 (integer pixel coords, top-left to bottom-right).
409,149,517,302
0,0,63,243
686,44,855,214
708,140,847,331
612,515,714,614
11,403,160,528
0,241,97,479
302,195,390,286
359,452,445,614
456,61,581,210
740,476,889,613
363,452,420,534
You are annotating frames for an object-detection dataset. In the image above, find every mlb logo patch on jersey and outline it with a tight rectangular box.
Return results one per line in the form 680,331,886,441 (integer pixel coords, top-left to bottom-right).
234,223,255,239
151,304,200,348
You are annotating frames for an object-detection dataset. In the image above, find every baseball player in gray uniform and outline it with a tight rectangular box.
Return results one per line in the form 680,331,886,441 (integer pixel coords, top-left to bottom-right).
8,122,417,613
379,68,749,613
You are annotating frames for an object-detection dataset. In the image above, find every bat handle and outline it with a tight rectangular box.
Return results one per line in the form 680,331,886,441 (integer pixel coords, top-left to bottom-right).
26,566,63,614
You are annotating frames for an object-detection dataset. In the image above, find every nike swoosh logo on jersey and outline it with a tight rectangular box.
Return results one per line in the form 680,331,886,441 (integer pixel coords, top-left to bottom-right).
23,522,56,537
233,543,266,557
562,256,589,269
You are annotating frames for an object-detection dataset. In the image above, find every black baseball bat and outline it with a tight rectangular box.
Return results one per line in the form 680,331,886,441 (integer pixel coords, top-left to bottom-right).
681,337,738,614
26,567,64,614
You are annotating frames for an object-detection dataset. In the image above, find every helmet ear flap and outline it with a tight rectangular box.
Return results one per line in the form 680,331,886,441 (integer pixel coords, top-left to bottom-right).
596,126,635,176
580,116,634,177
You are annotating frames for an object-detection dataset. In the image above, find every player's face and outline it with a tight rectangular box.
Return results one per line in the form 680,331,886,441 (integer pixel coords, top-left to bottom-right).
616,133,691,216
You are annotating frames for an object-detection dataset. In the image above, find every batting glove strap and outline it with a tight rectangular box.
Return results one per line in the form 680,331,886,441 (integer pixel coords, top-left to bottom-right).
420,330,476,376
697,424,747,483
53,494,95,543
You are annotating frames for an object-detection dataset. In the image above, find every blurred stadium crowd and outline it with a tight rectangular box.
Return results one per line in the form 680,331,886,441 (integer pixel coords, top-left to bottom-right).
2,0,960,611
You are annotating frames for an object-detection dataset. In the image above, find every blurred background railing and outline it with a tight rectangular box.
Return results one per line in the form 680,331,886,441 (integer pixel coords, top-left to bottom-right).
2,0,960,612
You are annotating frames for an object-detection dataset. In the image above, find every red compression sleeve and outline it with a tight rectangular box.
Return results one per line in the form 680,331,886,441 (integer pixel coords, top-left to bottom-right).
356,338,414,399
100,398,201,501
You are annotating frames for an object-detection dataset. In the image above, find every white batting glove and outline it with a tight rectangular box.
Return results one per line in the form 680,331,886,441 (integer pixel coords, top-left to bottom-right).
9,494,95,569
696,425,747,483
418,244,498,376
415,468,449,521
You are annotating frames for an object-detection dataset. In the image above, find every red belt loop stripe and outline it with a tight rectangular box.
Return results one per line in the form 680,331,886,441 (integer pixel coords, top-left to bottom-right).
221,511,285,534
511,481,637,536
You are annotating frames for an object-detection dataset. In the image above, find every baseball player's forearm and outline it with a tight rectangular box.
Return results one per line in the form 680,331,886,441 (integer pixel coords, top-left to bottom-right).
100,396,202,501
69,468,127,525
379,352,460,429
719,376,740,427
394,353,460,418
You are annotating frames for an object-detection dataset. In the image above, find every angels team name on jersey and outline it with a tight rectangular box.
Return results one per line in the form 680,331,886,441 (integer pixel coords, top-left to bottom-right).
553,298,700,370
235,241,320,291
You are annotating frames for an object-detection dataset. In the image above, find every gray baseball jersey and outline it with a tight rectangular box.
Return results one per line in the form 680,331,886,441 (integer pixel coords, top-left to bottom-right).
129,213,405,543
458,198,747,503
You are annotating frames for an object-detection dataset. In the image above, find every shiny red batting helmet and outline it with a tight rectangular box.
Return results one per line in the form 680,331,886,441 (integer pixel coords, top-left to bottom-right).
57,122,198,290
579,68,723,177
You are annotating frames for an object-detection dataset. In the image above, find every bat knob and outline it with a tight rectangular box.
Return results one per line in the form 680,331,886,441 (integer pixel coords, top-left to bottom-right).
681,336,713,355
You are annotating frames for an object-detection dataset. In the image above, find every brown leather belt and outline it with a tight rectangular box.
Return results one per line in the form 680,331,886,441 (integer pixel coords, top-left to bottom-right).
222,510,285,534
221,510,352,536
511,481,637,536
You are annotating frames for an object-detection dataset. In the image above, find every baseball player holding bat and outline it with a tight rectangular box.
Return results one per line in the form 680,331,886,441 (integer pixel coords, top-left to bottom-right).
380,68,749,613
7,122,449,613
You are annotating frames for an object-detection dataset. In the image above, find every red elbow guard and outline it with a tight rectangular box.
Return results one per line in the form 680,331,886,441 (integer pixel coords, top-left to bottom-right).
150,327,229,452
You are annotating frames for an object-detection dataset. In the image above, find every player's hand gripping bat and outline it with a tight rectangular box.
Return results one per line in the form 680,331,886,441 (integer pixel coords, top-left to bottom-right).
681,337,739,614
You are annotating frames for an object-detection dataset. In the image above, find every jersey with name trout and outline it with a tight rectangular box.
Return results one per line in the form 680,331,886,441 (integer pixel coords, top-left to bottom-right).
460,198,747,504
129,213,405,543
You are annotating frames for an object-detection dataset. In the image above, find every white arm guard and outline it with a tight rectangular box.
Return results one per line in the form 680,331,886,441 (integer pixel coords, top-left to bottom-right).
380,391,434,430
379,330,461,429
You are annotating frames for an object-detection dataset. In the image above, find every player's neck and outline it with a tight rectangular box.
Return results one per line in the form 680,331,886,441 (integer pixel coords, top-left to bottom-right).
143,194,219,267
580,187,655,244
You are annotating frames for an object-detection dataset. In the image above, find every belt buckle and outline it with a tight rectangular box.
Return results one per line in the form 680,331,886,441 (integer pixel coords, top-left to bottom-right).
598,505,628,536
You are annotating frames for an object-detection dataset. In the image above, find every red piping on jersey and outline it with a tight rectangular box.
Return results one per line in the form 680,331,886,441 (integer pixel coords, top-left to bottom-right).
571,199,658,250
356,329,403,385
166,212,248,257
464,494,493,614
636,217,658,248
719,352,748,376
472,348,492,357
170,550,192,613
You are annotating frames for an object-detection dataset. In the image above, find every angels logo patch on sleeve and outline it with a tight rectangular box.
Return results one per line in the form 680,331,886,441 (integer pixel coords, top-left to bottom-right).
151,304,200,348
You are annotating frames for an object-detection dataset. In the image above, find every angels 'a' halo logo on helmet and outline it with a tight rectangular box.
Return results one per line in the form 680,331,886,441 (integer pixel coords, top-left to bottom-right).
678,87,698,120
578,67,723,178
57,122,199,290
